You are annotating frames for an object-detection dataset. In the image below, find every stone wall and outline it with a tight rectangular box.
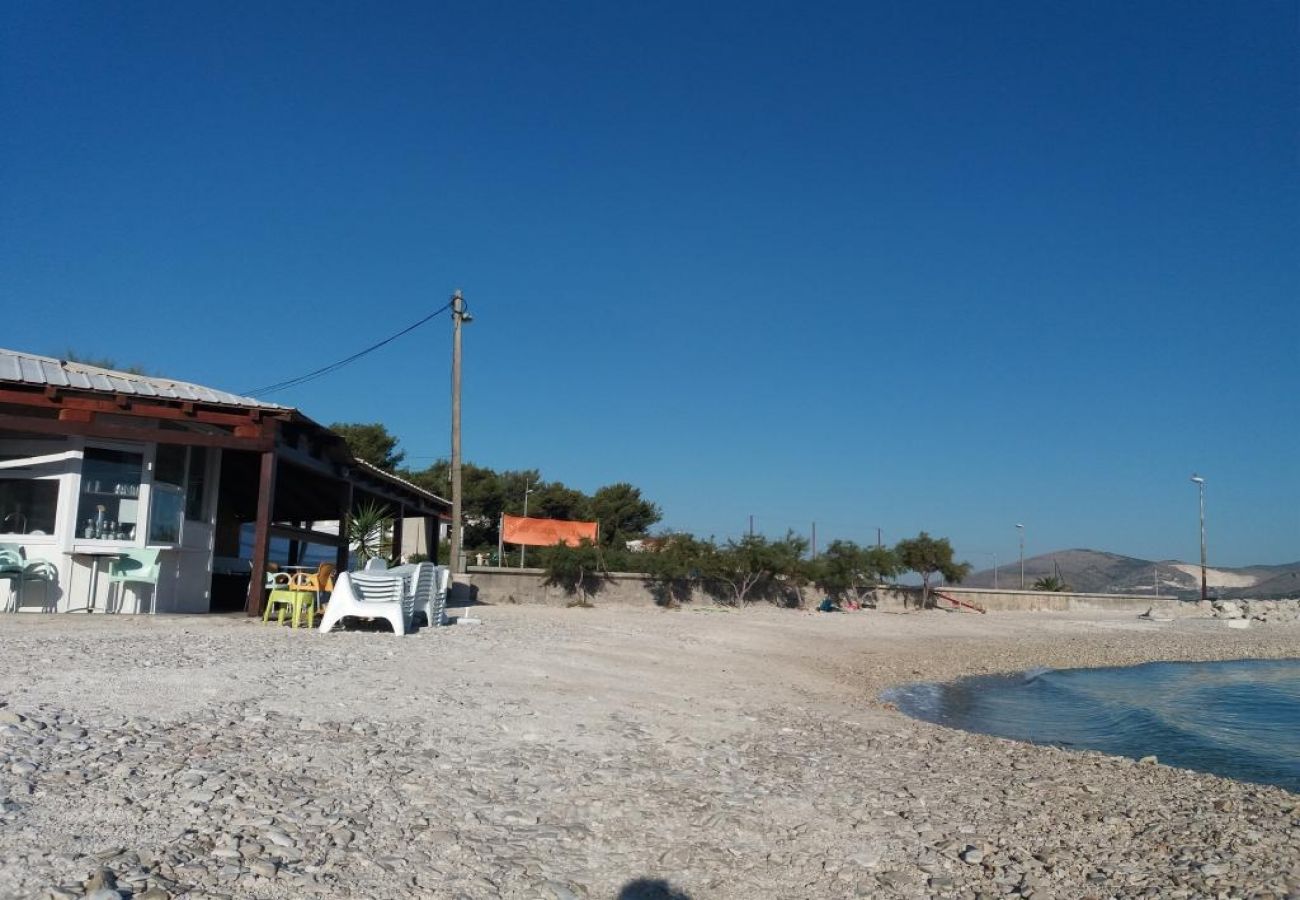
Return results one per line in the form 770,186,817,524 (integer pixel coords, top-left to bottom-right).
460,567,1191,614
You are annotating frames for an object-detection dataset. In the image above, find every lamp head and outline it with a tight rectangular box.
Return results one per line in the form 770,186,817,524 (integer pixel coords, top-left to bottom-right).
1190,474,1205,485
1015,523,1024,529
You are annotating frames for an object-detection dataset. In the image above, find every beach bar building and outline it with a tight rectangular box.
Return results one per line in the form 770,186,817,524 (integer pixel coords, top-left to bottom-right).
0,349,449,616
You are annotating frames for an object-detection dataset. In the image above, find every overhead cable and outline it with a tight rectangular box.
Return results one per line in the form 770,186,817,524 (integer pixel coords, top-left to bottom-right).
242,300,454,397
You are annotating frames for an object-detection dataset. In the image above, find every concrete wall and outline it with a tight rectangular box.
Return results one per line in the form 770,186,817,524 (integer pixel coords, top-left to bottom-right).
462,567,717,607
461,567,1193,615
873,586,1191,616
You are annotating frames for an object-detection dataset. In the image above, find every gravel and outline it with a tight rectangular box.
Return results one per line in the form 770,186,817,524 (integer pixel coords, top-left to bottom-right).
0,605,1297,899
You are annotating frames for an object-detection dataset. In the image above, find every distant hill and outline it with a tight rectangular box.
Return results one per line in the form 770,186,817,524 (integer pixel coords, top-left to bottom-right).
962,549,1300,600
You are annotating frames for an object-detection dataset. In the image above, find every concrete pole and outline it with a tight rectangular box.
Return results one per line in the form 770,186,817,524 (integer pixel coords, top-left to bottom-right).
449,290,466,579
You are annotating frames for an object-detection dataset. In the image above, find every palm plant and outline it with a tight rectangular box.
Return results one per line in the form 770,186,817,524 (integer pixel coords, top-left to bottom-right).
348,499,393,566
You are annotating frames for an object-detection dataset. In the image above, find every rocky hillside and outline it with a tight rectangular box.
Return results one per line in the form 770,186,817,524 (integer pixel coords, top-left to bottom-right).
963,549,1300,599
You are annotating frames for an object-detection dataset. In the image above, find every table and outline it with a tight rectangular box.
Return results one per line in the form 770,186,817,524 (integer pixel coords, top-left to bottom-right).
68,548,127,613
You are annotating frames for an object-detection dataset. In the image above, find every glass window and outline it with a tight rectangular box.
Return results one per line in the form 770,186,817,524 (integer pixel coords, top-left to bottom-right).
77,448,144,541
185,447,207,521
0,479,58,535
149,483,184,544
155,444,187,487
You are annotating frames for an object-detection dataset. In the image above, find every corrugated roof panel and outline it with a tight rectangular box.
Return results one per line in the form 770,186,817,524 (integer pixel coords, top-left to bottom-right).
0,347,289,411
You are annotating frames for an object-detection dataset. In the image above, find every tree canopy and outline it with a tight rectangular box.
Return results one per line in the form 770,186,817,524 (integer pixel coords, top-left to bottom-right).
894,532,972,609
590,483,661,546
813,540,901,605
330,422,405,472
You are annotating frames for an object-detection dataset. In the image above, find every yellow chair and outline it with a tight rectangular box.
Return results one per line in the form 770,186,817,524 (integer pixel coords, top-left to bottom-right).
262,588,317,628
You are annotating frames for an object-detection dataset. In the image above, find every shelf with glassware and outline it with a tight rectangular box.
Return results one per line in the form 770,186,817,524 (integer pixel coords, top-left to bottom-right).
75,448,144,543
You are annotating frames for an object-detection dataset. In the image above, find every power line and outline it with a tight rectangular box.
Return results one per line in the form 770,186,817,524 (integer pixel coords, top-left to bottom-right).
242,301,454,397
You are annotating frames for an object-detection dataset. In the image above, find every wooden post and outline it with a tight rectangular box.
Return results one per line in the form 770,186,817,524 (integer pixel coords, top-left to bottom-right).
391,504,405,564
335,478,353,575
424,515,437,561
245,449,278,616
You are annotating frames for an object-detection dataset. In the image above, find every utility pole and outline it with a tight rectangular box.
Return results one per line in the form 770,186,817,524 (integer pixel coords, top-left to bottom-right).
811,522,817,559
1191,474,1207,602
449,290,470,579
748,515,754,537
993,553,998,590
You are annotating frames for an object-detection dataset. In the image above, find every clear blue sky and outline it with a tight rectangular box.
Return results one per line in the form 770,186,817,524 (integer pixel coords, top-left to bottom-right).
3,1,1296,567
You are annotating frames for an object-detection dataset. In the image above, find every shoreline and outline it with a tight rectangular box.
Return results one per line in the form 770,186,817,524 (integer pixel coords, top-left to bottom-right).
1,607,1297,899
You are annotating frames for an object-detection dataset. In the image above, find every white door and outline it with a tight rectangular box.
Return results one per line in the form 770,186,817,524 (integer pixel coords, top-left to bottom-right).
174,448,220,613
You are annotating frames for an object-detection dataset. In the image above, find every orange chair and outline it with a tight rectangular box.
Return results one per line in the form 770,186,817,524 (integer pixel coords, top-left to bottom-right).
290,562,336,618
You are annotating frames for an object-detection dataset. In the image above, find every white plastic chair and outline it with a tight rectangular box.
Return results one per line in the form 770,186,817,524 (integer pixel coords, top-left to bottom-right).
317,571,410,635
389,562,435,629
432,565,451,626
363,557,388,571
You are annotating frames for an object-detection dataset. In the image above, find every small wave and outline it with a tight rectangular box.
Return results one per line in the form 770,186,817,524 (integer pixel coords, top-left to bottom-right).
888,659,1300,792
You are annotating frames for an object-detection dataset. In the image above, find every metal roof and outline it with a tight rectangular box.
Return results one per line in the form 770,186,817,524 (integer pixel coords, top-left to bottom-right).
352,458,451,510
0,348,289,411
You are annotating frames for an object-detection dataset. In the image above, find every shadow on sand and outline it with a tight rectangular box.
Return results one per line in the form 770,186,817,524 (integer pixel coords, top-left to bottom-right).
617,878,692,900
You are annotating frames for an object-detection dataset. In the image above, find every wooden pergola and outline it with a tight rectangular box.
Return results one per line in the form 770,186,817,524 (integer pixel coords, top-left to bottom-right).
0,374,448,615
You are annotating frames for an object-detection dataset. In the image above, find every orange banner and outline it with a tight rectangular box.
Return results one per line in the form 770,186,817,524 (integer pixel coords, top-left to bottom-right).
502,515,599,547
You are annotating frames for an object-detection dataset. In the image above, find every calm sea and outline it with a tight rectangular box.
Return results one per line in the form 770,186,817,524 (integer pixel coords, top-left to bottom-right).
885,658,1300,793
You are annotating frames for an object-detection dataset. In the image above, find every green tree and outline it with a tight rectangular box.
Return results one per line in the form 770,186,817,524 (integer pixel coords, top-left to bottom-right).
330,422,405,472
590,483,662,546
63,349,149,375
528,481,591,522
403,460,507,549
499,469,543,515
894,532,971,609
814,540,901,607
538,539,610,607
642,532,716,607
711,532,808,607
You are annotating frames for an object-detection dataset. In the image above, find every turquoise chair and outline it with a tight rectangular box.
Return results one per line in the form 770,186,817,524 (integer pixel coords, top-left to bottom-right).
107,549,161,614
0,543,25,612
16,560,58,612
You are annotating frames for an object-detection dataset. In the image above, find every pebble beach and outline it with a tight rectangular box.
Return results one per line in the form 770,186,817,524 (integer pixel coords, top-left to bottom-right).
1,606,1297,900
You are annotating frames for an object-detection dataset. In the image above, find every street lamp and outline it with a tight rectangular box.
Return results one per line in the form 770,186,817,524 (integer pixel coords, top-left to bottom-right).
519,481,536,568
1016,523,1025,589
1191,474,1207,602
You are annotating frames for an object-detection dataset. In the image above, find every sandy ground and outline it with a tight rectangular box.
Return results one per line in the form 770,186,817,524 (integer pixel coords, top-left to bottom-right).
1,605,1298,900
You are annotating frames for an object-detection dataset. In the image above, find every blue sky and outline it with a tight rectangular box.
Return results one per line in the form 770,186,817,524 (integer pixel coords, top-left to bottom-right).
2,1,1296,567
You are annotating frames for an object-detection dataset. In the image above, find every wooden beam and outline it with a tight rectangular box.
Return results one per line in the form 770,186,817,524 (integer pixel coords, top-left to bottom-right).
335,480,353,575
57,408,93,423
270,523,342,546
246,450,278,616
0,413,274,451
276,442,344,479
0,387,276,429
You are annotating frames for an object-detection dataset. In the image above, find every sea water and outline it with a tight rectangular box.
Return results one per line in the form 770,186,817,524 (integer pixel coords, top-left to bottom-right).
885,658,1300,793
